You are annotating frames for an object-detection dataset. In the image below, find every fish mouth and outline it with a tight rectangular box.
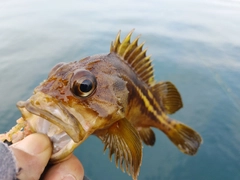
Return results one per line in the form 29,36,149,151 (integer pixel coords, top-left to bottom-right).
16,92,88,162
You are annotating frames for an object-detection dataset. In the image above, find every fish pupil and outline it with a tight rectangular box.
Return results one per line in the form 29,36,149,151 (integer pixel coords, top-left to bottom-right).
80,79,93,92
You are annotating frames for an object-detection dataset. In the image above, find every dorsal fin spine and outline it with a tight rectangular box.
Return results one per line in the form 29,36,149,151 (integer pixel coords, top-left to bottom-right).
138,65,153,78
123,36,140,59
135,58,152,74
133,52,150,70
131,48,147,67
143,74,154,85
118,32,132,56
111,31,121,52
133,55,150,71
128,43,144,65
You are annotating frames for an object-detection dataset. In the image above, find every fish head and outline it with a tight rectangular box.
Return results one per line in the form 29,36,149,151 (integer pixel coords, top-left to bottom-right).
16,55,129,162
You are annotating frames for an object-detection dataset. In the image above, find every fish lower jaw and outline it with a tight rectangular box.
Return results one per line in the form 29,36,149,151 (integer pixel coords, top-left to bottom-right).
41,119,72,154
13,114,76,162
32,116,77,159
15,98,81,162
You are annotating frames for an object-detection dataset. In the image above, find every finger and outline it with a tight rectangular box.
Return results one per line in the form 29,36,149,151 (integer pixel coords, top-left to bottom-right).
10,133,52,180
43,154,84,180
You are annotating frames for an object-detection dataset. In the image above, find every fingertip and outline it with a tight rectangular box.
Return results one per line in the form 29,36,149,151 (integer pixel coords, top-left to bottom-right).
11,133,52,156
10,133,53,180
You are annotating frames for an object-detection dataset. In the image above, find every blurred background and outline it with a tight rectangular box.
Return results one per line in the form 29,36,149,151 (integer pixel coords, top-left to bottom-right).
0,0,240,179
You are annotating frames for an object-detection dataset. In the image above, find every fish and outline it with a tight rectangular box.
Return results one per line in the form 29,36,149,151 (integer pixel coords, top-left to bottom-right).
0,30,202,180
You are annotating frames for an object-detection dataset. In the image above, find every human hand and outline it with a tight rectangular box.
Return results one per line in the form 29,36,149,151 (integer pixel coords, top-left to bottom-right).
10,133,84,180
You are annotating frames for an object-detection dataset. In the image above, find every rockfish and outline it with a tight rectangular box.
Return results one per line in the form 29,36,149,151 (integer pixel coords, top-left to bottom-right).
0,30,202,180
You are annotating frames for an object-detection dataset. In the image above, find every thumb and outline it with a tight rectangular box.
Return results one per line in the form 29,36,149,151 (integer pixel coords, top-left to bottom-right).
10,133,52,180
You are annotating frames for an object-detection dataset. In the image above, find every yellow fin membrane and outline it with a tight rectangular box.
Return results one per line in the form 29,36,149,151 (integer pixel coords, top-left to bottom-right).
138,127,156,146
163,118,202,155
150,81,183,114
99,118,142,180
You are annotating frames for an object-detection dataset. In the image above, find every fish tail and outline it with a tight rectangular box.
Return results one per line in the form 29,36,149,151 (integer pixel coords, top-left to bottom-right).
159,118,202,155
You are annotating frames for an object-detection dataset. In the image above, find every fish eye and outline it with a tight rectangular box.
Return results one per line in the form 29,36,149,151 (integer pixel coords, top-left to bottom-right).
70,70,97,98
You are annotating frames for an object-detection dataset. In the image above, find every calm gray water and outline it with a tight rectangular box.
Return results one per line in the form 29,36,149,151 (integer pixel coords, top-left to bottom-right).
1,0,240,179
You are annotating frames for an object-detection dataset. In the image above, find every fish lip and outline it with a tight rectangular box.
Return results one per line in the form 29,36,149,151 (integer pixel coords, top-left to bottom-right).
16,92,87,161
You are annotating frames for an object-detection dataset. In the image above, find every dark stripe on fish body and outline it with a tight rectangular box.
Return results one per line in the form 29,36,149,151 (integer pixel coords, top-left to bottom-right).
122,74,163,123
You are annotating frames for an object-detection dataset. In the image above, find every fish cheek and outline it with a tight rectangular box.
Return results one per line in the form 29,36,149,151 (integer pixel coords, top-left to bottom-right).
88,74,125,118
88,102,110,118
87,99,124,127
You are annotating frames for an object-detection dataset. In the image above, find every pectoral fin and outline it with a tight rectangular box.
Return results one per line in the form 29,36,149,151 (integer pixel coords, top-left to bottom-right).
98,118,142,180
138,127,156,146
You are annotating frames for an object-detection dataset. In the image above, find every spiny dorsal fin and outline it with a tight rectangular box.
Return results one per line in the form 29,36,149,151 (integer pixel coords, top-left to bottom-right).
110,30,155,86
150,81,183,114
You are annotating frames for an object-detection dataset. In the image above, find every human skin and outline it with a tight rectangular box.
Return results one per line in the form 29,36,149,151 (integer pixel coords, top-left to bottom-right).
10,133,84,180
